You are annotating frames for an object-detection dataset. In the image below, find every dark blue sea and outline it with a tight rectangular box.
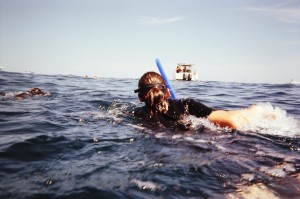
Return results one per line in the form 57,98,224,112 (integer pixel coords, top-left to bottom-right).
0,71,300,199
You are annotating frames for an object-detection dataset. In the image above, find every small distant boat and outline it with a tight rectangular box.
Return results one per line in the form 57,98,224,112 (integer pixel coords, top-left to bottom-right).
289,79,300,84
175,63,198,81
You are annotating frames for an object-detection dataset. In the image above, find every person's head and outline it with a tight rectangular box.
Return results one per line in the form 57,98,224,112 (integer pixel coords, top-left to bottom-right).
134,71,170,115
29,88,44,95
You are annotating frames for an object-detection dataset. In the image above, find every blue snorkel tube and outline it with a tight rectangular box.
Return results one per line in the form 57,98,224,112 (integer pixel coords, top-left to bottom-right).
155,59,176,99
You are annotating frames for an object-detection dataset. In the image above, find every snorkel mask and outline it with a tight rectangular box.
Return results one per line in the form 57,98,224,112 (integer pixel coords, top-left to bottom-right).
134,83,166,94
134,83,167,100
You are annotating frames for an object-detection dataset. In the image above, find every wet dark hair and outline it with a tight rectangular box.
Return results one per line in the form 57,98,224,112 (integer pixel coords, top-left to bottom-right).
135,72,169,116
29,88,45,95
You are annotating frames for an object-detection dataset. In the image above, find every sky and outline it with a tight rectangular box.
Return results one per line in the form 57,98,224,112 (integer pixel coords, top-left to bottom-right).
0,0,300,83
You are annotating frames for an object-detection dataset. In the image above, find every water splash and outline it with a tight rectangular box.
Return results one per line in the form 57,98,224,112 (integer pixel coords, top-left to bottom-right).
192,103,300,137
131,179,163,191
238,103,299,137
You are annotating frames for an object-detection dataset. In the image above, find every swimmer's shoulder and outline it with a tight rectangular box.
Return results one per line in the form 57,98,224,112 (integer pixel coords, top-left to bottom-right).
15,92,30,99
170,98,214,117
132,106,148,119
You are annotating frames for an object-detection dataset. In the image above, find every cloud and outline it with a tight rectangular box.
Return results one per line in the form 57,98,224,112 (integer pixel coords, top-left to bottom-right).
240,2,300,24
138,16,183,25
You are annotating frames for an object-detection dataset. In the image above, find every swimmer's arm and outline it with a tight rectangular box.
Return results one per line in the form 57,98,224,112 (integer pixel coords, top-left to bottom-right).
207,110,237,129
208,107,255,129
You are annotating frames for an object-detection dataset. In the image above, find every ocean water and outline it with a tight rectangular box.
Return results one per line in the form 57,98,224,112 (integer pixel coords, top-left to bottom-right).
0,71,299,199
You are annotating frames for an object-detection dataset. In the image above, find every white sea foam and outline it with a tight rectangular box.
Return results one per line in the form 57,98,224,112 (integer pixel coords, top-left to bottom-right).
192,103,300,137
259,163,296,178
130,179,162,191
238,103,299,137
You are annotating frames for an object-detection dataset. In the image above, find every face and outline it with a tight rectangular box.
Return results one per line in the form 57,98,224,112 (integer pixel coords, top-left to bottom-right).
135,71,171,102
137,88,171,102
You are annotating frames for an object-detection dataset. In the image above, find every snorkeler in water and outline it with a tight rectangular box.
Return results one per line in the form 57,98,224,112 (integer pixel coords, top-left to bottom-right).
15,88,47,99
133,71,257,131
0,88,49,100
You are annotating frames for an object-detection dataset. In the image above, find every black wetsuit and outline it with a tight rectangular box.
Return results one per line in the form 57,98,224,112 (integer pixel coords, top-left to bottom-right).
133,98,214,131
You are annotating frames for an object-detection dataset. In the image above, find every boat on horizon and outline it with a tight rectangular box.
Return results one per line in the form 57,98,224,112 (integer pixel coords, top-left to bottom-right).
289,79,300,84
175,63,198,81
